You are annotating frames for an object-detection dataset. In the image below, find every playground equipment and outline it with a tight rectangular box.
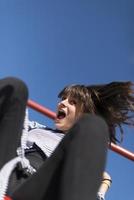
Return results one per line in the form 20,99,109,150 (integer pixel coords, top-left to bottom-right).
28,99,134,162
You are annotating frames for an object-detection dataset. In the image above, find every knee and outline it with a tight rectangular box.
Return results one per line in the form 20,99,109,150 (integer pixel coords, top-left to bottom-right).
75,113,109,141
1,77,28,101
77,113,106,127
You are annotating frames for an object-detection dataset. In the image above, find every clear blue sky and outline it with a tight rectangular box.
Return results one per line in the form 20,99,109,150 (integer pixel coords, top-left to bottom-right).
0,1,134,199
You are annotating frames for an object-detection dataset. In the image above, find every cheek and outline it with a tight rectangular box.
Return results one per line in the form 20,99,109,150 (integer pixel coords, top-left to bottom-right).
69,109,77,120
68,113,78,126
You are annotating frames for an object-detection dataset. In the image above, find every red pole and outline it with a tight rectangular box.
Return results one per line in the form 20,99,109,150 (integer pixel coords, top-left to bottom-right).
28,99,56,119
27,99,134,162
109,143,134,161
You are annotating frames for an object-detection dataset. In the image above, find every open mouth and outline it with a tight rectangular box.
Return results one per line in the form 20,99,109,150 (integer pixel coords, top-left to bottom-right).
57,110,66,119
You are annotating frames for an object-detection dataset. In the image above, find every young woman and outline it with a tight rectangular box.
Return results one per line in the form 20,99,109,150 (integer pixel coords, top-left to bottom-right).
0,77,133,200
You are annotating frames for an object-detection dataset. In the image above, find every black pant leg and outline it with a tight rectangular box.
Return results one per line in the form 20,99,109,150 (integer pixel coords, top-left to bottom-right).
0,77,28,169
59,114,109,200
12,114,109,200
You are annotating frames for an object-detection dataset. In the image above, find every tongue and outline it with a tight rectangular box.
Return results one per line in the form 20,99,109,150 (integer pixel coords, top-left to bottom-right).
58,114,65,119
57,112,66,119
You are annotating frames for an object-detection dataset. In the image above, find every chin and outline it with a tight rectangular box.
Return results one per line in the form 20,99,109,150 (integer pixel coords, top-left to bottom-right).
55,123,63,131
57,127,64,131
55,125,66,132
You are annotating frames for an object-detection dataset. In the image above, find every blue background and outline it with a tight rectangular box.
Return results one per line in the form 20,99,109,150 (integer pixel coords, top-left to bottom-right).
0,1,134,199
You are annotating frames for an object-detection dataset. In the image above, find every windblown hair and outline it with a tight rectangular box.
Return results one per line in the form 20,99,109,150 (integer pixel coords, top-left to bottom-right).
58,81,134,143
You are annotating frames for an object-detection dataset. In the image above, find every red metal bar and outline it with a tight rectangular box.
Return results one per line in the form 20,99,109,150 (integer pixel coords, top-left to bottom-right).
27,99,134,162
28,99,56,119
109,143,134,161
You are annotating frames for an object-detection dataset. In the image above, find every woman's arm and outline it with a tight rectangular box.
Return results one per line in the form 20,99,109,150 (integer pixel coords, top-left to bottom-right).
97,172,112,200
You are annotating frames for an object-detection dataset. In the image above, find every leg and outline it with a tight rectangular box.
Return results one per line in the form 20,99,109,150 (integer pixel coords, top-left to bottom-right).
59,114,109,200
0,77,28,169
12,114,109,200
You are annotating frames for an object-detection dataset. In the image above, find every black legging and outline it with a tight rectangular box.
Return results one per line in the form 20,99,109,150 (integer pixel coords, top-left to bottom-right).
0,77,109,200
0,77,28,169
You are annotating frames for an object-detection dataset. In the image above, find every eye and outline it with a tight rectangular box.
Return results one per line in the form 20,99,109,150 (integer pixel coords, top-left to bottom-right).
69,99,77,105
61,96,67,101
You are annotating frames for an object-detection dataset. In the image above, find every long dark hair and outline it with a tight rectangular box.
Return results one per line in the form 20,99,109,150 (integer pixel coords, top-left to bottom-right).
58,81,134,143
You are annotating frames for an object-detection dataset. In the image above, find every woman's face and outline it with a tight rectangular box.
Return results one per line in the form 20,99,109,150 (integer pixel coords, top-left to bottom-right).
54,97,81,132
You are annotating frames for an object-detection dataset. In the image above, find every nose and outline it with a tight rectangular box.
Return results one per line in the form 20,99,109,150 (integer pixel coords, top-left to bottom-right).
58,98,69,108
